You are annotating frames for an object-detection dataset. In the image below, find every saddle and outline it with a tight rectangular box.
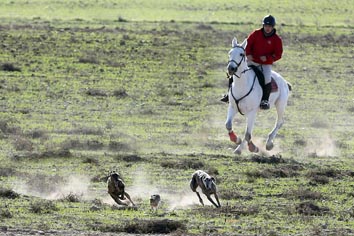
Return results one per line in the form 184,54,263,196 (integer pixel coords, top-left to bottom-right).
249,65,278,93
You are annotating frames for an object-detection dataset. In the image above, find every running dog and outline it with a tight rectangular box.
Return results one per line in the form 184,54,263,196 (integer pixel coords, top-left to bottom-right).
107,171,135,206
150,194,161,211
190,170,221,208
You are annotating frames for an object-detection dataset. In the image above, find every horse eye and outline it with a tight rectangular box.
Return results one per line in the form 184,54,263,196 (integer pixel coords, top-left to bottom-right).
240,53,244,57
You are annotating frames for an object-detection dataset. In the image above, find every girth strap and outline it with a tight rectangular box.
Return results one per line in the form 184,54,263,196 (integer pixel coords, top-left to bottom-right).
230,74,257,116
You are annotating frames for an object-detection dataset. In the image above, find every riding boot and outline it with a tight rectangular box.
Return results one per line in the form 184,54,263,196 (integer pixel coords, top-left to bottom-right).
260,82,271,110
220,76,233,103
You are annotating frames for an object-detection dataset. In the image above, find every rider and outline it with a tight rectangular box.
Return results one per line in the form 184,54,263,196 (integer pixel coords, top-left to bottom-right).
221,15,283,110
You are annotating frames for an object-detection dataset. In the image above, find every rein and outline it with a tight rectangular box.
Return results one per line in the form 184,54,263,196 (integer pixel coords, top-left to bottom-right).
230,72,257,116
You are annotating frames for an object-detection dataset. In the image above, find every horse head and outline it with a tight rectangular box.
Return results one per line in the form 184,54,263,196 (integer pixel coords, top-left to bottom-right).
227,37,248,77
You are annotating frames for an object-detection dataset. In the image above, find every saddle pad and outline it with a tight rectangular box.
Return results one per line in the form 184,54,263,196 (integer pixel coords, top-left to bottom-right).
271,78,278,93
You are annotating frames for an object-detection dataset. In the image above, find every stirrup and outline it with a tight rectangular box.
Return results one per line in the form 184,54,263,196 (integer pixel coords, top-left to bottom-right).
260,100,270,110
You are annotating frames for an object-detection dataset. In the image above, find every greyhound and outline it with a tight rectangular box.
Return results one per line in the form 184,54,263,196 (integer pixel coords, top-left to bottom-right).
150,194,161,211
107,171,135,206
190,170,221,208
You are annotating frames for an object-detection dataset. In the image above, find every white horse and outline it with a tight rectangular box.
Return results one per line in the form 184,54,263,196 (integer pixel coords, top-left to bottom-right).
225,37,291,154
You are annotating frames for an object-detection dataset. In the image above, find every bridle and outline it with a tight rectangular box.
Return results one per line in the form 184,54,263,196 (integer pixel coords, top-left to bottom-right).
227,45,246,78
227,45,256,115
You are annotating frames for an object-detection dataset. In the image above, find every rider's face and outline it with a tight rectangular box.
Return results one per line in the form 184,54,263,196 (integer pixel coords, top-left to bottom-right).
263,25,274,33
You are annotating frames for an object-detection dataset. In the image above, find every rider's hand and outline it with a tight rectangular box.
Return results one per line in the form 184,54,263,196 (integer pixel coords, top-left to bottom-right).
260,56,267,62
247,55,253,61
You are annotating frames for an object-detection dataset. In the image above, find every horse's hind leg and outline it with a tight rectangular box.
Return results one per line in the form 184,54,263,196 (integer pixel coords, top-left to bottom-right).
266,101,286,150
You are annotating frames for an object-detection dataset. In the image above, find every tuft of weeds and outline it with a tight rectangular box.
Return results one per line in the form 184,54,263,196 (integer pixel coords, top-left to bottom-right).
245,166,299,180
113,88,128,98
160,158,205,170
0,167,15,177
296,201,329,216
109,141,132,152
250,154,286,164
285,188,323,200
12,136,34,151
82,157,99,165
1,63,21,72
61,192,82,202
0,206,12,219
85,88,107,97
0,188,20,199
123,219,186,234
29,199,58,214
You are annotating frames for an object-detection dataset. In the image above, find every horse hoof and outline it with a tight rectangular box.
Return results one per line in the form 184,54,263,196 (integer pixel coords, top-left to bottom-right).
236,137,242,145
248,141,259,153
229,131,237,143
249,146,259,153
234,147,242,155
266,142,274,151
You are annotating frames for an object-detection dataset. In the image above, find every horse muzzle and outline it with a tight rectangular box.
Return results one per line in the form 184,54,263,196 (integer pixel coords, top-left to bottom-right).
227,64,236,75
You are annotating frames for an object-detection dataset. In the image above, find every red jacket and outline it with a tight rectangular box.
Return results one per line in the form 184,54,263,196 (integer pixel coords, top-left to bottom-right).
245,28,283,65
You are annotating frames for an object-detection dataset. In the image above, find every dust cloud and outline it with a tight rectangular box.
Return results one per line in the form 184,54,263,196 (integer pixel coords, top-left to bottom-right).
12,175,91,200
126,168,207,210
305,130,339,157
11,169,204,210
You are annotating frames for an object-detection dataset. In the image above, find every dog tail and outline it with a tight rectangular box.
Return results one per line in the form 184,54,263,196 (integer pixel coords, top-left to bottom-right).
190,175,197,192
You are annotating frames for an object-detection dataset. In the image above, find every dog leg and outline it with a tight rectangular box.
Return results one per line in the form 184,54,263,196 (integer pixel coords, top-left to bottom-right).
206,195,220,208
214,193,221,208
110,193,128,206
196,192,204,206
124,192,135,206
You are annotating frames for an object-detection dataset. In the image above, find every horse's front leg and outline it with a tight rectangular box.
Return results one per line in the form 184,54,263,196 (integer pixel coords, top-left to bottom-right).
235,111,259,154
225,104,242,145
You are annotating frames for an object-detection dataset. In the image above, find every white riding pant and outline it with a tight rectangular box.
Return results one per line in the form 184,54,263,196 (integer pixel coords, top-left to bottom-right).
248,61,272,84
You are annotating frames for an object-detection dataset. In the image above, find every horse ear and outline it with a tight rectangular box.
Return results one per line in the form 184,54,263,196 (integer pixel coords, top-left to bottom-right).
241,38,248,49
232,37,238,47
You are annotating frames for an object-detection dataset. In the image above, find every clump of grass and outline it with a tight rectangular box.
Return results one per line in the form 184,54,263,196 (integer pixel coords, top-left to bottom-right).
0,188,20,199
0,207,12,219
113,154,144,162
86,88,107,96
0,167,15,177
220,190,253,201
296,201,329,216
78,56,99,64
113,88,128,98
160,158,205,170
246,166,299,180
12,135,34,151
29,200,58,214
123,219,186,234
117,16,128,22
250,154,286,164
82,157,99,165
294,139,306,146
109,141,132,151
309,175,330,185
61,192,81,202
26,128,48,139
1,63,21,72
306,167,342,184
286,188,322,200
11,144,72,161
